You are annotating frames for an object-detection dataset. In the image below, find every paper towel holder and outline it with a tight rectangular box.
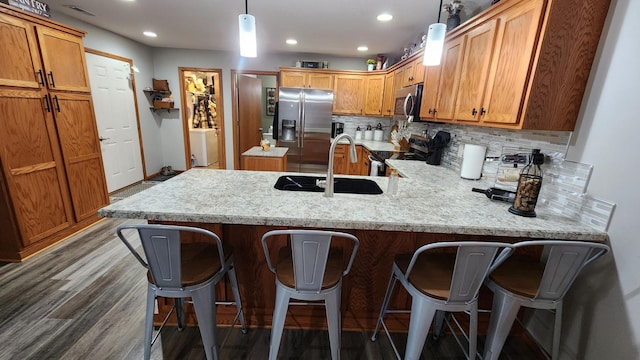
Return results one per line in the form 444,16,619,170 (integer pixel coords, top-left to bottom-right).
460,144,487,180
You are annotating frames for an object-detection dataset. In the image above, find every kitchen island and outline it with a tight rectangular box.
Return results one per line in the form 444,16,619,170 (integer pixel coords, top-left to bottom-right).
99,165,606,331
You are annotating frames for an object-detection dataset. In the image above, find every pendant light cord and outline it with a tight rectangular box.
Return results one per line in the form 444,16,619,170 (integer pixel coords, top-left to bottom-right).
245,0,248,14
437,0,443,23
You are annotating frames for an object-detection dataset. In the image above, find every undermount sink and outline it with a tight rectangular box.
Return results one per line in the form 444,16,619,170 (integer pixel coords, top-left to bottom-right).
274,175,383,195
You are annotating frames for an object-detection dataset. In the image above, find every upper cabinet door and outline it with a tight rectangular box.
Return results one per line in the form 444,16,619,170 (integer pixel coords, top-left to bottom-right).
363,75,385,116
455,20,498,122
333,75,365,115
0,13,43,89
281,71,307,88
420,65,442,120
435,36,465,121
382,72,395,116
35,26,91,92
481,0,544,125
307,73,333,90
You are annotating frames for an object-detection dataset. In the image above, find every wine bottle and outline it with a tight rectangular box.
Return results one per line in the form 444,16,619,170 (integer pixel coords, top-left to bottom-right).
472,187,516,203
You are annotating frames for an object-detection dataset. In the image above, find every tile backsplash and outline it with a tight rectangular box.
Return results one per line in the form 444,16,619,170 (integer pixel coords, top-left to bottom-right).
334,116,614,232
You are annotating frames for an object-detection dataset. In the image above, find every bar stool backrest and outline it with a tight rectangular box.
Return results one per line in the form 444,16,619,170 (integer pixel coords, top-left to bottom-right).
118,224,226,289
520,240,610,301
261,229,359,293
406,241,514,304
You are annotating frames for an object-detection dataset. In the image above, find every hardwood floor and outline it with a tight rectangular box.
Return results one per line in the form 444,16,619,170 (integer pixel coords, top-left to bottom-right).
0,218,541,359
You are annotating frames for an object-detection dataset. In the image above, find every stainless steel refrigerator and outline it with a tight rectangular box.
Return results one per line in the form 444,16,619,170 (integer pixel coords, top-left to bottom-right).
277,87,334,173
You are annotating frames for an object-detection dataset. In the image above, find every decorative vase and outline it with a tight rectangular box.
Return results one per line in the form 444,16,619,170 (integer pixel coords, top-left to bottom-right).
446,13,461,31
367,64,375,71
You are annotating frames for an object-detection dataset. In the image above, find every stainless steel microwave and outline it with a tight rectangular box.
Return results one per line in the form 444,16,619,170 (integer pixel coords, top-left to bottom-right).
394,84,424,122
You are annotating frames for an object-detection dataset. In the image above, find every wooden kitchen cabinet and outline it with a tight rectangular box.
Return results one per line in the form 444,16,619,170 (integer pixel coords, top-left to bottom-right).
429,0,608,131
332,74,365,115
0,13,42,89
280,69,333,90
420,64,442,120
479,0,545,126
454,19,498,122
0,4,108,261
434,36,465,121
51,92,109,221
332,144,348,175
363,75,385,116
382,72,395,117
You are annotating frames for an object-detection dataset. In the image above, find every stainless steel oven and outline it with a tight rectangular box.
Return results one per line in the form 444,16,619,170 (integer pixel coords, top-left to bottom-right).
394,84,424,122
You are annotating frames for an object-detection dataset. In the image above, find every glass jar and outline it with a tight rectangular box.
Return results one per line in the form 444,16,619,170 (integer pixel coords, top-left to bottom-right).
387,169,399,195
509,149,544,217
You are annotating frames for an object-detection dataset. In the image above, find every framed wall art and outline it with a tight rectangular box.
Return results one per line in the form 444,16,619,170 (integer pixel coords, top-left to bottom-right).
266,87,276,116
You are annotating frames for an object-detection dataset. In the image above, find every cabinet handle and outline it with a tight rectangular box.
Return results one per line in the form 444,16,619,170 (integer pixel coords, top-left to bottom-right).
480,108,486,116
53,95,60,112
47,71,56,88
472,108,478,116
43,95,51,112
37,70,45,86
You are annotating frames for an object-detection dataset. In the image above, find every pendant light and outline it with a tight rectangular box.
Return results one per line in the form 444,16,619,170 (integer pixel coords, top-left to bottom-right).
423,0,446,66
238,0,256,58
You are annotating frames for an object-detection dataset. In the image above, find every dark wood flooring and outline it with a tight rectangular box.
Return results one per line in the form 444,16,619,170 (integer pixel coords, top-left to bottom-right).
0,218,541,359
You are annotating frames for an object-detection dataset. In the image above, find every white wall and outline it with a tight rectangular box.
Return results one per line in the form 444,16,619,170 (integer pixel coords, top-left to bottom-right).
561,0,640,358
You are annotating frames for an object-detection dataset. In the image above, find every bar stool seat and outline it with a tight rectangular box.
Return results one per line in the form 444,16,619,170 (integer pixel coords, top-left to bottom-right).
117,224,247,360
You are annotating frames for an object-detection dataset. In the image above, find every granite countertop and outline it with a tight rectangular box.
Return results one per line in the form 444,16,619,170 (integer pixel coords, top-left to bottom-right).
99,164,607,241
242,146,288,158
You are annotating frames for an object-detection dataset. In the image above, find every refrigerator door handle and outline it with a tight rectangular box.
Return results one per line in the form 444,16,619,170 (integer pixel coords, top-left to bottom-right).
299,92,305,149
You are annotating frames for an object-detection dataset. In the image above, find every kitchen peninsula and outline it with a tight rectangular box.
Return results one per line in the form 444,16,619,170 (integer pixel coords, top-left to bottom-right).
99,166,606,331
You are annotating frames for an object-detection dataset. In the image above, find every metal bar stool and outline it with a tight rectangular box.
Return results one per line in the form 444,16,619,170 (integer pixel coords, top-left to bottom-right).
117,224,247,360
261,229,360,360
371,241,514,360
483,240,609,360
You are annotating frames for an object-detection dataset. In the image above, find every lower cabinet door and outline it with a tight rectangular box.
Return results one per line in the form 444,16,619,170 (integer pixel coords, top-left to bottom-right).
0,89,73,246
51,92,109,221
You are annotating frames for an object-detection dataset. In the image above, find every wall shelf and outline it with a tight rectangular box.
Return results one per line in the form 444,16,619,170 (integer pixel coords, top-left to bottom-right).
150,106,179,112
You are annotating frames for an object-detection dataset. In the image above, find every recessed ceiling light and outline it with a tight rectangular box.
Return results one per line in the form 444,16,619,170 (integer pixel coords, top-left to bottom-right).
377,13,393,22
286,39,298,45
357,46,369,52
143,31,157,38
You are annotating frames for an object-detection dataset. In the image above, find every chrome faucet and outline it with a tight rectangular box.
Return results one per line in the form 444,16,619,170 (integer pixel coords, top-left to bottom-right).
321,133,358,197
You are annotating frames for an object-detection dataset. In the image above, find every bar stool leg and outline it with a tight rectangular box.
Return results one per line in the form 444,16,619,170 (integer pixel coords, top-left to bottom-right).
371,271,397,341
175,298,185,331
432,310,446,340
552,302,563,359
269,287,290,360
227,261,247,332
483,292,520,360
191,284,218,360
404,296,437,360
143,288,156,360
468,302,478,360
325,287,342,360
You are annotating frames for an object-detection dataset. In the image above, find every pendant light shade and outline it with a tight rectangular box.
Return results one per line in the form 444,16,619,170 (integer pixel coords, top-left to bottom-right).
239,14,257,58
423,23,446,66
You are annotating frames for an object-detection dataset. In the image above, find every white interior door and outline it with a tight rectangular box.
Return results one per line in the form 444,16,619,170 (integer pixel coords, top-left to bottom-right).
86,52,144,192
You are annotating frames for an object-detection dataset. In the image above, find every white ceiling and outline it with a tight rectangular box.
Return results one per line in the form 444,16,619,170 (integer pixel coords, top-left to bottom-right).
45,0,491,58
